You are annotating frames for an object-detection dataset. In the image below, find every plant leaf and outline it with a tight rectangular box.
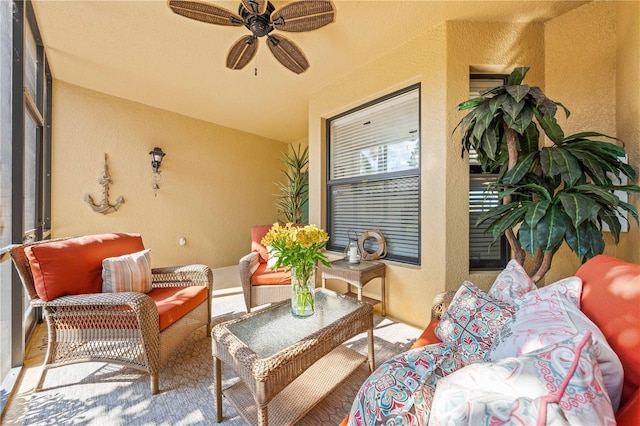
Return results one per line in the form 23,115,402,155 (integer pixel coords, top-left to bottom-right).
555,102,570,118
618,200,640,225
554,147,582,186
502,152,536,185
518,122,540,155
482,127,499,160
572,184,620,206
488,93,508,115
558,192,601,228
457,97,487,111
564,131,621,142
568,149,607,185
598,207,621,243
524,200,550,228
537,98,558,117
502,96,526,121
535,205,568,253
506,85,530,103
476,201,519,226
565,221,603,260
534,110,564,143
488,208,526,242
507,66,530,85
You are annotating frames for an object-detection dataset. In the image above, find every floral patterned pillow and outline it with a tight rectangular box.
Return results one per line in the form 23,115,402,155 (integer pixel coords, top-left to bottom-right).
512,275,582,309
434,281,515,366
488,276,623,411
429,330,616,425
348,343,458,426
488,259,536,304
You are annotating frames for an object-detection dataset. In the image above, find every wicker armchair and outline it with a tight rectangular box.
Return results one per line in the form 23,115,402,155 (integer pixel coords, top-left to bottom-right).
430,291,456,320
10,238,213,394
239,225,293,313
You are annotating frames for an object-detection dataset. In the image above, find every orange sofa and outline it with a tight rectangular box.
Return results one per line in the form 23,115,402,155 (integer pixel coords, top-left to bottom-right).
341,255,639,424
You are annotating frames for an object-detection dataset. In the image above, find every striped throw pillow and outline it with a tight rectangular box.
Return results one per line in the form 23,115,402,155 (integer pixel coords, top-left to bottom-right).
102,249,152,293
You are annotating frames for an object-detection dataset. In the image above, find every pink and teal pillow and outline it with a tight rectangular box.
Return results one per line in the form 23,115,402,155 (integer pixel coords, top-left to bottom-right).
488,276,623,411
488,259,536,304
430,330,616,425
348,343,458,426
434,281,515,365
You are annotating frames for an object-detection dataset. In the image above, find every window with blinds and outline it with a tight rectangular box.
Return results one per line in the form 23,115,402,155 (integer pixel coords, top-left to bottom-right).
326,85,420,265
469,75,508,270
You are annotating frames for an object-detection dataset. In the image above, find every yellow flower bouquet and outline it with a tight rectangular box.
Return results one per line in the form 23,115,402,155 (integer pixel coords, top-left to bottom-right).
261,223,330,317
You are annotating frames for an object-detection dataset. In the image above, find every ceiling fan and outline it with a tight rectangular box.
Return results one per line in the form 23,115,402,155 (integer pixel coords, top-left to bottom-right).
168,0,336,74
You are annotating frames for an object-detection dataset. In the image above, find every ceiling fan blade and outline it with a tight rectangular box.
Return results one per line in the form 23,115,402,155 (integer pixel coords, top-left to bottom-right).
267,34,309,74
240,0,267,15
168,0,243,26
227,35,258,70
271,0,335,32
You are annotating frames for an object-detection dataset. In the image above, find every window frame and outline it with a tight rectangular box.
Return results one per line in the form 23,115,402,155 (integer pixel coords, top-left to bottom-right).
468,74,509,271
325,84,421,265
1,0,52,408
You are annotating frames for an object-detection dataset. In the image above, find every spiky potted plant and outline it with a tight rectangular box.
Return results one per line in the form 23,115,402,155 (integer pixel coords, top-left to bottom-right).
275,144,309,224
455,66,640,282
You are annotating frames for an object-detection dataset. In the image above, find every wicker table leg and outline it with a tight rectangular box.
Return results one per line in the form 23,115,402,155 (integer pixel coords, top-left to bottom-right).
214,357,223,422
258,404,268,426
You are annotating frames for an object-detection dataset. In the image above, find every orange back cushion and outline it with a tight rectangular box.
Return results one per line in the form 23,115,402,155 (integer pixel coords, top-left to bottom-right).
251,225,273,264
575,254,640,406
26,233,145,301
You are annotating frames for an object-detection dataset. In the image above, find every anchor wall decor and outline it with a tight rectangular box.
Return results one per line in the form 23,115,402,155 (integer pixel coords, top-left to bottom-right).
84,154,124,214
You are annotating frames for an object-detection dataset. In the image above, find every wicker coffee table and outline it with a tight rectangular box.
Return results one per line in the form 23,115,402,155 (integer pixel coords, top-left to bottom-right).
212,289,374,425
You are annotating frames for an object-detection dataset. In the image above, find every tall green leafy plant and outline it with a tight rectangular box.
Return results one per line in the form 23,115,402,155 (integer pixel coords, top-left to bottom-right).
276,144,309,224
455,66,640,282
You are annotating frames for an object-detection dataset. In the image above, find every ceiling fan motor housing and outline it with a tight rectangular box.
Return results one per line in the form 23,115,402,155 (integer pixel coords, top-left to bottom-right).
239,1,275,37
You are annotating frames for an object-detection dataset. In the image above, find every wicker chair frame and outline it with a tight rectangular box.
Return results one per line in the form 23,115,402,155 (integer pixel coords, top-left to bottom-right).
430,291,456,320
10,239,213,394
239,251,291,313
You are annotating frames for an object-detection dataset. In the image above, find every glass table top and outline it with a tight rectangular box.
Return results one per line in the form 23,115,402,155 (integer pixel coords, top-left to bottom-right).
225,290,364,359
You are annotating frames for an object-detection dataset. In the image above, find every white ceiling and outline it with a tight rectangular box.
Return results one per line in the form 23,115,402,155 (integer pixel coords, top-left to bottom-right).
32,0,588,143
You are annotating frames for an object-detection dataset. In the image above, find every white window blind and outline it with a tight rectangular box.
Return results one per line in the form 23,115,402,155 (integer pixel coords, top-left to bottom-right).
469,173,506,267
327,85,420,264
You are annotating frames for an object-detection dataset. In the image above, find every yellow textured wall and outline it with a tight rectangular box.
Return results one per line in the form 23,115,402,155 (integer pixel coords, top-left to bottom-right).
52,81,287,272
309,21,545,328
544,2,640,281
616,1,640,264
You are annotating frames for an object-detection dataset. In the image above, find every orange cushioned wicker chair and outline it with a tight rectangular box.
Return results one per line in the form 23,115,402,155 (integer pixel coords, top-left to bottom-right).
238,225,294,312
10,233,213,395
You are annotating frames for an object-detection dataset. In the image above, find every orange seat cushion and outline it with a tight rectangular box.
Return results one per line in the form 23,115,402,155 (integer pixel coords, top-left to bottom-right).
575,255,640,407
148,286,208,332
250,262,292,286
410,318,442,349
25,233,145,301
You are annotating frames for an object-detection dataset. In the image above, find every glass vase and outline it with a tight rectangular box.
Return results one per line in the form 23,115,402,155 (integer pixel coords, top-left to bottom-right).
291,269,315,318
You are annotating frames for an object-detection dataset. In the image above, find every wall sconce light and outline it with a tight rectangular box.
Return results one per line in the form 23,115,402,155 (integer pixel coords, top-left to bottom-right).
149,147,166,195
149,147,166,173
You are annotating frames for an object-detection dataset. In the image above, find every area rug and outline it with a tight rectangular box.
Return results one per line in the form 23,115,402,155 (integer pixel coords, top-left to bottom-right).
14,293,419,425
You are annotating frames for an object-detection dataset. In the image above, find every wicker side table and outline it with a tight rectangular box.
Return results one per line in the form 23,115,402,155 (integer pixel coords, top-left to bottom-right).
321,259,386,316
